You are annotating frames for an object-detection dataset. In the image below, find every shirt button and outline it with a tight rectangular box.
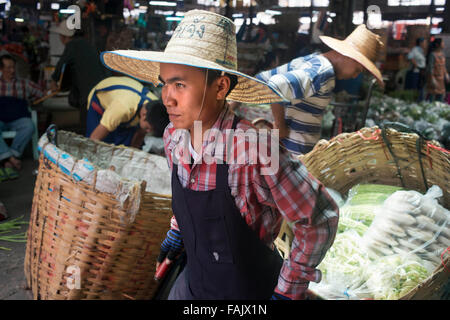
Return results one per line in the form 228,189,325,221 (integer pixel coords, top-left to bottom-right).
190,178,195,184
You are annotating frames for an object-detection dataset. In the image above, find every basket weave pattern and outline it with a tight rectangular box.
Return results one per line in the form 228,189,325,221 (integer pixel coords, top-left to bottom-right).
301,127,449,205
278,126,449,300
24,132,172,300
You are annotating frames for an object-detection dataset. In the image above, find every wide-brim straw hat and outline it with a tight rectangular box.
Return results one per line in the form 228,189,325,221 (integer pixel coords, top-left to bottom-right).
101,10,287,104
50,20,75,37
320,24,385,87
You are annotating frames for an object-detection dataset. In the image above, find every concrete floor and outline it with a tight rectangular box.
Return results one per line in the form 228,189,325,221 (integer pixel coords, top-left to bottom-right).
0,157,37,300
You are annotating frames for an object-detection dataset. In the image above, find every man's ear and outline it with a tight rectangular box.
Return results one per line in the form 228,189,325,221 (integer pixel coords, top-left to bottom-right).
216,76,231,100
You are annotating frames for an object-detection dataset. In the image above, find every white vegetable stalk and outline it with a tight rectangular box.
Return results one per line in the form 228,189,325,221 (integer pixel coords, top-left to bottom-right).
313,184,449,300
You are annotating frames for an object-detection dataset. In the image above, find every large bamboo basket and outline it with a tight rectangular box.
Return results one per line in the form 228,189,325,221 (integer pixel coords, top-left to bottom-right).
275,125,450,300
24,130,172,300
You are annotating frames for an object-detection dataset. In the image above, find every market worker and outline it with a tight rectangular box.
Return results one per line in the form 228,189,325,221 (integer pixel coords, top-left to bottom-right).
85,76,168,148
101,10,339,300
405,37,427,101
425,38,449,102
50,19,110,131
0,54,43,180
256,24,385,156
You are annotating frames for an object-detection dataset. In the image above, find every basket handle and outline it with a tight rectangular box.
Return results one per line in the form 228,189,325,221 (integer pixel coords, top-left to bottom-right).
46,124,58,146
380,121,429,191
381,121,425,139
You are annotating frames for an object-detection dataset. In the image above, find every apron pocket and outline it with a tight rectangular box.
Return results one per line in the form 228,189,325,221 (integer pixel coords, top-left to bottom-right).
204,216,234,264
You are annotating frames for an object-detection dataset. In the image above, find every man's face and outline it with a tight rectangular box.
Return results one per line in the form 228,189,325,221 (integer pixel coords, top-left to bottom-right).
139,106,153,133
337,56,364,80
1,59,16,80
159,63,220,130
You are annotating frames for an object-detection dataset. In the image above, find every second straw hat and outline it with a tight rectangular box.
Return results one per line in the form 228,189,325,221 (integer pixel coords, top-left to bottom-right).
320,24,385,87
101,10,287,104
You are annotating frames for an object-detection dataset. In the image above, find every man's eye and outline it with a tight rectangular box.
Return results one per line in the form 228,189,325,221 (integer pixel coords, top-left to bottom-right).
175,83,185,88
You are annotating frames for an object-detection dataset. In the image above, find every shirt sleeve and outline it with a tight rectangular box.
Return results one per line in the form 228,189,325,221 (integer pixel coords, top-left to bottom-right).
26,79,44,100
249,136,339,300
255,61,291,83
256,58,323,101
170,215,180,232
163,124,174,171
99,96,136,132
267,68,318,101
163,127,182,246
407,48,415,60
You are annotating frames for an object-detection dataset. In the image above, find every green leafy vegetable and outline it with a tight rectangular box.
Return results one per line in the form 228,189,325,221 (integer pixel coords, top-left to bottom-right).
0,216,28,250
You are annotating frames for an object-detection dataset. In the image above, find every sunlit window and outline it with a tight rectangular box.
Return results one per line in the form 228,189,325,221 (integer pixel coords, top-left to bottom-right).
313,0,329,6
278,0,310,7
388,0,432,5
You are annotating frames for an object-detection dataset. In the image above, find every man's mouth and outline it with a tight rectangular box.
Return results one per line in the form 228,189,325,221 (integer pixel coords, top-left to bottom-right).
169,114,181,120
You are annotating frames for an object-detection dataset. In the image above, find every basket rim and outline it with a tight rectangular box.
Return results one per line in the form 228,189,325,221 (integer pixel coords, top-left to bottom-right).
37,130,172,217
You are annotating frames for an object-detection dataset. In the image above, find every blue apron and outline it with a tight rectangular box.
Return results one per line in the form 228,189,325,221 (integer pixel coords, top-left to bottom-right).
170,115,283,300
85,85,152,146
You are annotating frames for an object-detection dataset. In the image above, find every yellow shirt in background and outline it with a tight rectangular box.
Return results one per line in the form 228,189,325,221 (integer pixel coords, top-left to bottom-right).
87,76,159,132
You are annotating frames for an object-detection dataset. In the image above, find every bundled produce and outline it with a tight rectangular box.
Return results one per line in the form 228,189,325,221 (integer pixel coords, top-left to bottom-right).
363,185,450,266
364,254,434,300
365,94,450,148
313,230,374,299
309,184,449,300
338,184,403,235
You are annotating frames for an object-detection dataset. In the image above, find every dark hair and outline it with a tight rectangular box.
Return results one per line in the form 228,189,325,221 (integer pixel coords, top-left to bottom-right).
0,54,16,68
432,38,442,49
416,37,425,46
205,69,238,98
145,99,170,138
427,38,443,64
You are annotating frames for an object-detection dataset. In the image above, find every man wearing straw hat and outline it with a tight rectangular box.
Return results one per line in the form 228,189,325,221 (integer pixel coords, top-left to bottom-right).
101,10,338,300
256,24,385,156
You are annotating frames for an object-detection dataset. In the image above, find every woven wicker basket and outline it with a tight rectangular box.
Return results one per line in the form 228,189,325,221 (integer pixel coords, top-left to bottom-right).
276,125,450,300
24,130,172,300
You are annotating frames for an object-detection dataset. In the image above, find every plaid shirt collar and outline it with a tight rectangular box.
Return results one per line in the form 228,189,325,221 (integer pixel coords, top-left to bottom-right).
167,103,234,167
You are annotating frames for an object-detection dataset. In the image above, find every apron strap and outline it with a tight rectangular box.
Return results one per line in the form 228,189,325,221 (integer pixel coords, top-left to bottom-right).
91,84,154,126
216,114,241,189
127,86,152,126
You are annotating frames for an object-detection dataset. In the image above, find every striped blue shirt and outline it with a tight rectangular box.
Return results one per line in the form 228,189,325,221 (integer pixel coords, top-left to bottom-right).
256,53,335,155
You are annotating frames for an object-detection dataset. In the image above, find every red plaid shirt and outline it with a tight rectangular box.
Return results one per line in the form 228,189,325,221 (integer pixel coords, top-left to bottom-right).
163,105,339,300
0,77,44,100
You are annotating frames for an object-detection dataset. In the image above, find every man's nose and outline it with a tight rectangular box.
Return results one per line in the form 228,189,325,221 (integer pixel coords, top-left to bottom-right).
162,86,176,107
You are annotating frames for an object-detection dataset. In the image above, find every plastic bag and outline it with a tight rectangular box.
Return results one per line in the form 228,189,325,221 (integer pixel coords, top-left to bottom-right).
364,253,435,300
337,184,402,235
142,135,165,155
310,230,374,300
311,185,448,300
362,185,450,266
